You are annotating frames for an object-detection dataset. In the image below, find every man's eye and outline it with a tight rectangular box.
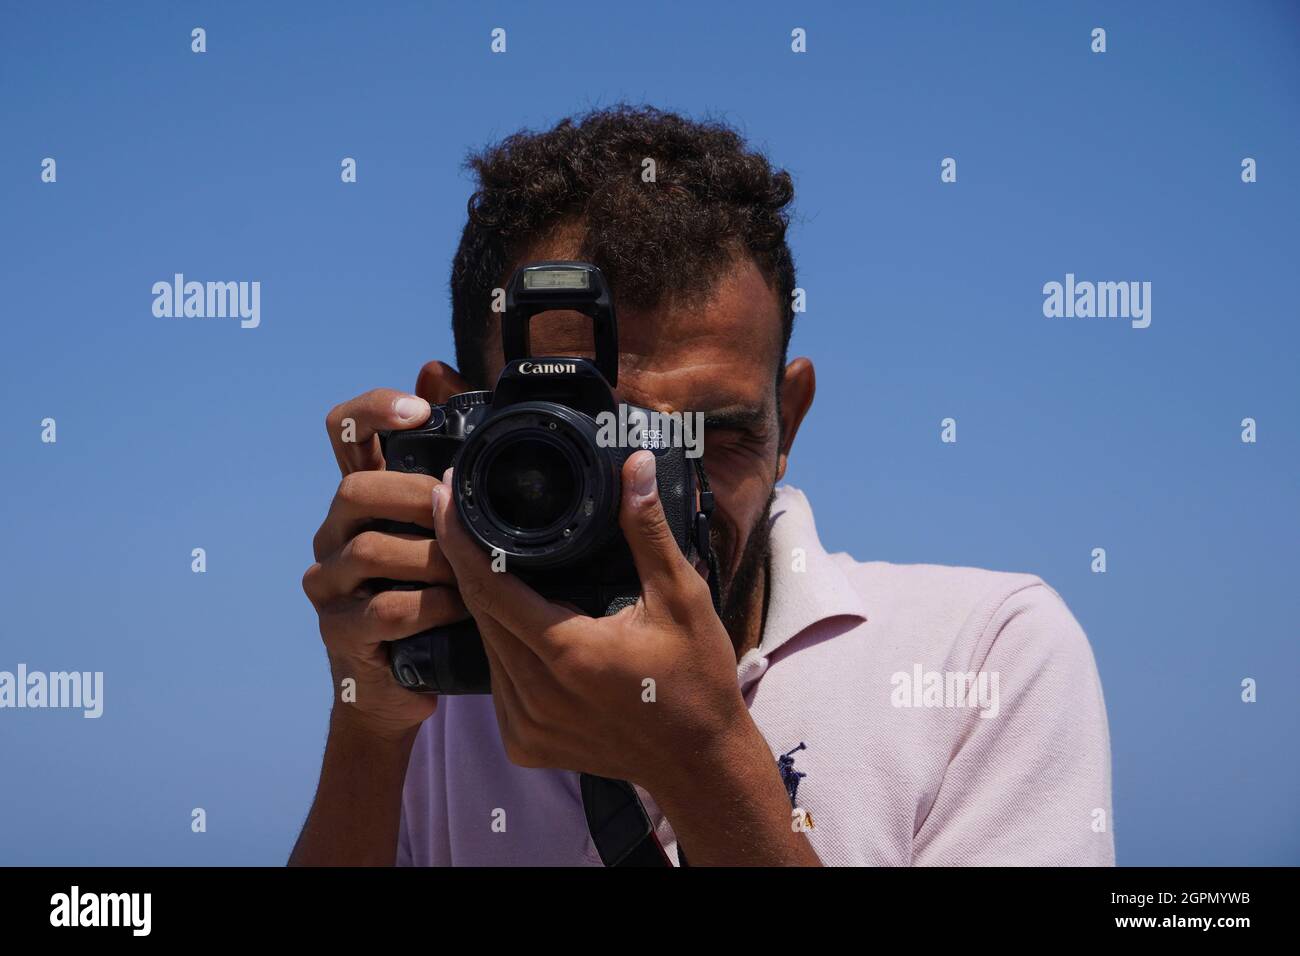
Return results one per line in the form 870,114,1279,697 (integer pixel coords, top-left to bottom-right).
705,428,760,452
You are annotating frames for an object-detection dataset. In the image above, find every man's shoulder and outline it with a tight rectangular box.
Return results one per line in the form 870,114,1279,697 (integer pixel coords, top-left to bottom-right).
772,486,1086,661
841,554,1056,622
824,552,1091,675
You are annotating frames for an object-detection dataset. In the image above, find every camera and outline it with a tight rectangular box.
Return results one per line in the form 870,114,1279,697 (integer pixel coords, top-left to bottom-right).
373,261,709,695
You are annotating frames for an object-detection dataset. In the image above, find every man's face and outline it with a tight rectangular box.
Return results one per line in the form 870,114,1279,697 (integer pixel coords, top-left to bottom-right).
474,244,815,654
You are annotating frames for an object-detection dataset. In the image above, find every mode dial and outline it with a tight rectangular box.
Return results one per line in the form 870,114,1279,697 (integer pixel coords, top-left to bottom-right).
447,391,492,412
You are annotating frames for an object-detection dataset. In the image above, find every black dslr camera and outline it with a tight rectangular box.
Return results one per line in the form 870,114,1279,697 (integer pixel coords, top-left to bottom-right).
375,261,713,695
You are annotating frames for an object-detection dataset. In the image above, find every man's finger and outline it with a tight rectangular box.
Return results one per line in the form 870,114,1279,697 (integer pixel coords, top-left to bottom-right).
474,612,548,708
325,388,431,475
319,585,468,647
618,451,700,604
313,470,443,560
431,469,580,657
312,530,454,598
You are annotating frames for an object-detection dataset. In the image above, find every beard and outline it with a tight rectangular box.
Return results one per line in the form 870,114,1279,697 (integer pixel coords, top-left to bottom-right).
711,487,777,650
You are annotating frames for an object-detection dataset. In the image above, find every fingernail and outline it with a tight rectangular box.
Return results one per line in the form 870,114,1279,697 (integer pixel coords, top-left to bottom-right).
394,396,428,422
431,483,445,513
632,453,656,499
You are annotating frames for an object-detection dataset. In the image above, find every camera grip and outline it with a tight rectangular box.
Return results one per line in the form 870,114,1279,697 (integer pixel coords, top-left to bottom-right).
388,618,491,695
366,517,493,695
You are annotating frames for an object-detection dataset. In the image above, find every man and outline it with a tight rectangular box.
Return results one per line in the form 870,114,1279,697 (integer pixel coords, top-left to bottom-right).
291,106,1114,867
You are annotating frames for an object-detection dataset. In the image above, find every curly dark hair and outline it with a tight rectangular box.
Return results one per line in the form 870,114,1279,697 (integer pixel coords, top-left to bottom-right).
450,105,797,390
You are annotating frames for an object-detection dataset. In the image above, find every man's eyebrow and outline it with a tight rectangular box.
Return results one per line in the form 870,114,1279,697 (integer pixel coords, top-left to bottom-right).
699,406,770,433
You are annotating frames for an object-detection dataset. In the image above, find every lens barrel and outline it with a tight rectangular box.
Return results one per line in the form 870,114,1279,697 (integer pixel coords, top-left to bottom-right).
453,402,619,568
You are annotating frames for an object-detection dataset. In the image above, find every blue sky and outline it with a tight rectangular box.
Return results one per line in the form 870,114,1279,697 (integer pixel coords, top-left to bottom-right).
1,1,1297,864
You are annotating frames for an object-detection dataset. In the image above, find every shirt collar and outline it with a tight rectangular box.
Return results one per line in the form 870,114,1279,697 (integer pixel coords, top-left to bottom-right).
756,485,870,658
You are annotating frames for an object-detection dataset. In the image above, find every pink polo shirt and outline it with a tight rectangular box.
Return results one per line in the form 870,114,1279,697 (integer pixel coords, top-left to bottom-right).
397,485,1115,866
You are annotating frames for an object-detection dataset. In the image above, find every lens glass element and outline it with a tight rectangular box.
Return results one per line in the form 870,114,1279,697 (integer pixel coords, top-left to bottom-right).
482,437,578,532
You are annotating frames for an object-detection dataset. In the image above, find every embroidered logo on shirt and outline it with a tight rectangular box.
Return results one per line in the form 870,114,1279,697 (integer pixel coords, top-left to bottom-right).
778,743,814,830
774,738,816,832
778,742,807,803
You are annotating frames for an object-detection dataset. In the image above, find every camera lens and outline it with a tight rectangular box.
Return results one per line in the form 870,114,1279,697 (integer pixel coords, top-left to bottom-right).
455,402,619,568
482,437,577,532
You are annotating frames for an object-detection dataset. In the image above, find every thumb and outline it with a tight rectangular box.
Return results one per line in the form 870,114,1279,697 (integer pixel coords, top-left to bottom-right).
618,451,697,603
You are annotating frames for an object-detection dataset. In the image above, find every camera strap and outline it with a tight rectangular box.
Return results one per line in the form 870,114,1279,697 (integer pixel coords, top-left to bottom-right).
691,456,722,614
579,457,719,867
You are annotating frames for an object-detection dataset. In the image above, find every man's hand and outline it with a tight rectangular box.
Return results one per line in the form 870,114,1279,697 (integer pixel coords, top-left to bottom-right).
291,364,472,866
432,449,821,865
301,386,468,739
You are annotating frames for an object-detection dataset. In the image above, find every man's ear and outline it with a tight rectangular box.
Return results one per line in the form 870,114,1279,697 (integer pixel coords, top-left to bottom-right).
776,357,815,482
415,360,473,404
